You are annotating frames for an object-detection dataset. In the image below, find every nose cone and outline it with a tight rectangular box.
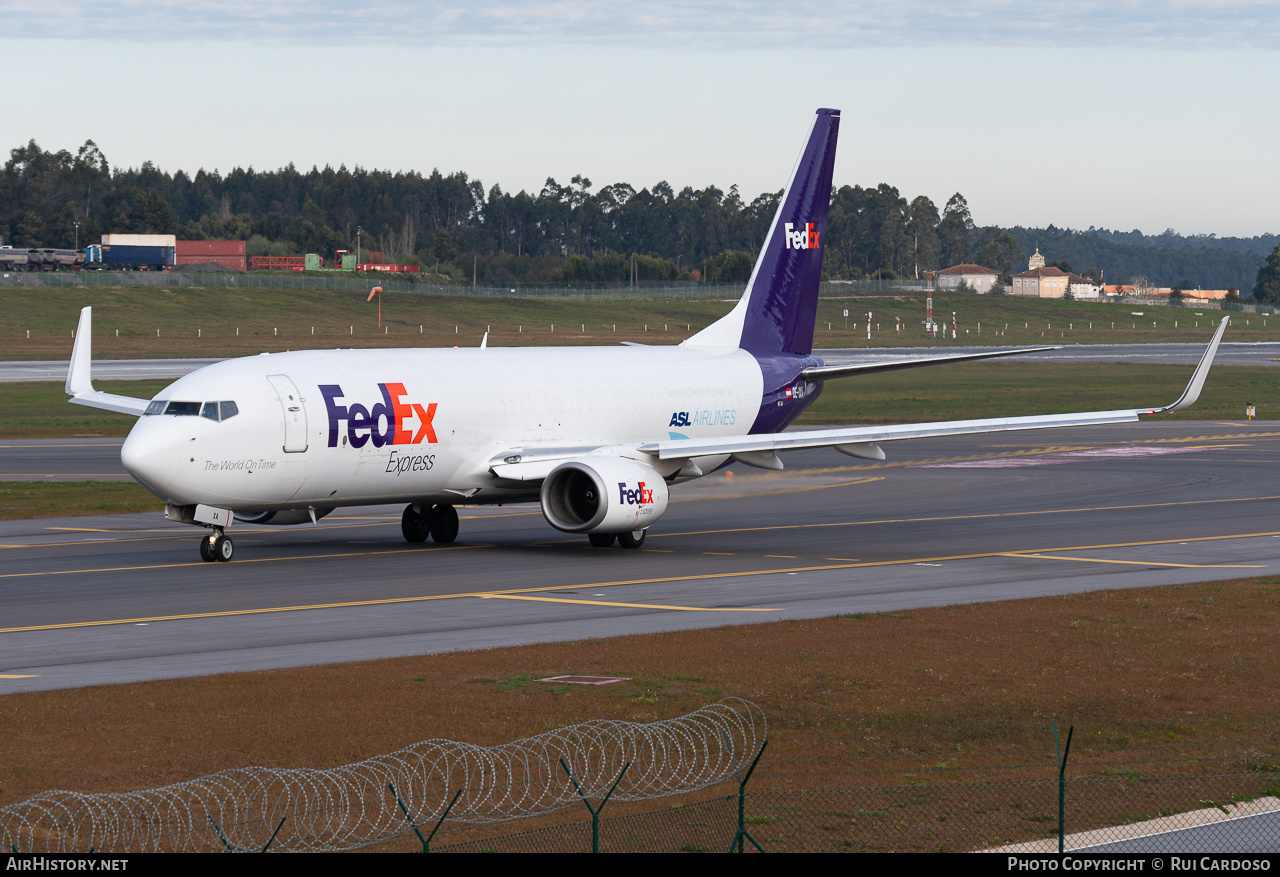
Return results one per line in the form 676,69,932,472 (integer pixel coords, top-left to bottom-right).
121,420,179,496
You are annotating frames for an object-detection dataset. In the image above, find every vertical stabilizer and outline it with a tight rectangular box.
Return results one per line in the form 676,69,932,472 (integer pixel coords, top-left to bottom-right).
684,108,839,355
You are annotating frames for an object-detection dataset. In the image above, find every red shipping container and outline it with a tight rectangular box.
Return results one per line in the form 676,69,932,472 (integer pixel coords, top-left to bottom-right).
176,254,247,271
176,240,246,257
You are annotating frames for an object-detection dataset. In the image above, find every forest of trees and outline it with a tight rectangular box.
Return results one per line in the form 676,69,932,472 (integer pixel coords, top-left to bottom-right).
1,138,1273,293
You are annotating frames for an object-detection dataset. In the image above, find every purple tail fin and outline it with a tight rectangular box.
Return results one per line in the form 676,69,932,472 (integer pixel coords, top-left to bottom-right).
685,108,839,355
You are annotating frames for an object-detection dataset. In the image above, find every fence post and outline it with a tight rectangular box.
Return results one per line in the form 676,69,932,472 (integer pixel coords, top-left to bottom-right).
389,783,462,852
559,757,630,852
208,815,235,852
261,817,286,852
723,732,768,853
1053,719,1074,853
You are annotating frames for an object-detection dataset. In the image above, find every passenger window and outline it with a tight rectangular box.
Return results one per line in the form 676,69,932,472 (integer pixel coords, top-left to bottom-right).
164,401,201,416
201,402,220,421
220,401,239,420
144,400,167,416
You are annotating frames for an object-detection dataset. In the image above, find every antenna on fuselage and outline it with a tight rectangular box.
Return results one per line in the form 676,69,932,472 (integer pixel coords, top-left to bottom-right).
480,331,488,349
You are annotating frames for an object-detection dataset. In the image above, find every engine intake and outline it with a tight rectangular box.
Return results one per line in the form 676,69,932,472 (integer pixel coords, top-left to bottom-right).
540,457,669,534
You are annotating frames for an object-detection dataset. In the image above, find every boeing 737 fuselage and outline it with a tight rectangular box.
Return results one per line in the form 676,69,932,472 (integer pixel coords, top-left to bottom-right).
65,108,1229,562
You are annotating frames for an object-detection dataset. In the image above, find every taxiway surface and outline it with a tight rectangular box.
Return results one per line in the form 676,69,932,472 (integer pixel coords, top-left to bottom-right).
2,421,1277,693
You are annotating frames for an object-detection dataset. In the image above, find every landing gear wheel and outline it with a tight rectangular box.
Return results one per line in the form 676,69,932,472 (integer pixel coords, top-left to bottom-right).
213,534,234,562
401,504,430,543
617,529,646,549
199,535,216,562
428,504,459,543
588,532,616,548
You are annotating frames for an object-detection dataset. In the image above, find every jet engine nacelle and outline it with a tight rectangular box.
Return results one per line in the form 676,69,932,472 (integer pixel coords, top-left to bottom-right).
540,457,669,534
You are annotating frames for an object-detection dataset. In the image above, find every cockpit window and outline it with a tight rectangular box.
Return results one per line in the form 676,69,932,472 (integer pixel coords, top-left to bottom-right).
194,401,240,422
145,400,238,419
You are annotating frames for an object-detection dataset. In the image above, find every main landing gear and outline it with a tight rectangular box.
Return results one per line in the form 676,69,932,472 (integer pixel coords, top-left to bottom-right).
401,503,459,544
198,529,234,562
588,530,646,549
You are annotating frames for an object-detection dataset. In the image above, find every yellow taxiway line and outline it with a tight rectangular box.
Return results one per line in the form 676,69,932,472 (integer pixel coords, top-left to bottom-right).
482,595,778,611
999,553,1266,569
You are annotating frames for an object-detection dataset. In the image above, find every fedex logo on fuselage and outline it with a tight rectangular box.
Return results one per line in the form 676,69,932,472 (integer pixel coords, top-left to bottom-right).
320,383,437,449
784,222,820,250
619,481,655,506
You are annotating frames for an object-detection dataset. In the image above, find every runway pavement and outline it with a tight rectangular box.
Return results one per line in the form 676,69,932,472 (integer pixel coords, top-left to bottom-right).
4,341,1280,384
2,421,1279,693
0,437,130,481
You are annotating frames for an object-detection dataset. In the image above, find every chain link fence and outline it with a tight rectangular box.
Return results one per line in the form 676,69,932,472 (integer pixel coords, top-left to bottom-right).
0,271,926,299
424,768,1280,853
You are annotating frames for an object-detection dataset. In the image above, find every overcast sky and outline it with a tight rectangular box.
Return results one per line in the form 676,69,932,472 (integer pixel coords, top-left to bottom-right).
3,1,1278,236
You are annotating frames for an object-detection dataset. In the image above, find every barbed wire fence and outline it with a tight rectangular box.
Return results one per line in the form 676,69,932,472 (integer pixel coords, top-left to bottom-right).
1,698,764,853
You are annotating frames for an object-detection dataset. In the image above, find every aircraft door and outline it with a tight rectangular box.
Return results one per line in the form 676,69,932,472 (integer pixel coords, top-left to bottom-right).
266,374,309,453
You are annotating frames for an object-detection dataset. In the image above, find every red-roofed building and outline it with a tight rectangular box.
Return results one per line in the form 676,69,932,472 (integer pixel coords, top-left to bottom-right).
935,263,1000,293
1013,265,1071,298
1011,249,1093,298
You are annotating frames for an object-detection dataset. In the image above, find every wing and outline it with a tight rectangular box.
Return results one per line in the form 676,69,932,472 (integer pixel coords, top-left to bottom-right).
801,346,1058,381
487,317,1228,480
637,316,1229,466
65,307,151,416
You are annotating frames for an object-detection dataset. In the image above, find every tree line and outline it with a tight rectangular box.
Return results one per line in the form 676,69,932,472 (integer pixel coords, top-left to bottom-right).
1,138,1273,295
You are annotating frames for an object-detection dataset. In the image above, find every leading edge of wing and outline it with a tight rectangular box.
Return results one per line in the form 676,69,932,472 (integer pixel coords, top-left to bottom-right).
643,316,1230,461
801,346,1058,381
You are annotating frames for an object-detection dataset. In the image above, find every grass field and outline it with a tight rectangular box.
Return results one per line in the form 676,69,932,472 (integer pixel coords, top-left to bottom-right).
0,287,1267,360
0,481,160,520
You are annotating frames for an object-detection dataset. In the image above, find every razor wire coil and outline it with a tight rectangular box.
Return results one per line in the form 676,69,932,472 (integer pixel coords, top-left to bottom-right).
1,698,764,853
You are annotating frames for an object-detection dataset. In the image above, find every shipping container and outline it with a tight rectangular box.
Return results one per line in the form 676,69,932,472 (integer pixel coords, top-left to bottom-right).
176,240,246,257
176,254,247,271
102,233,177,248
84,244,175,270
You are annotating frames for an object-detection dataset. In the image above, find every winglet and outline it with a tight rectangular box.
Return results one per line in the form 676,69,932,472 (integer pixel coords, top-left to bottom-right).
64,306,150,416
1145,315,1229,415
66,306,95,396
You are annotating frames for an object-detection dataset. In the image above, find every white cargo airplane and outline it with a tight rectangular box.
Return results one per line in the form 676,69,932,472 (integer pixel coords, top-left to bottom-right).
66,108,1228,562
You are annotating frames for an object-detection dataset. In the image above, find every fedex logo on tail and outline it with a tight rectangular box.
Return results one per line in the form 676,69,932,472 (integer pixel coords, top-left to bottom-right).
784,222,820,250
320,383,437,449
619,481,656,506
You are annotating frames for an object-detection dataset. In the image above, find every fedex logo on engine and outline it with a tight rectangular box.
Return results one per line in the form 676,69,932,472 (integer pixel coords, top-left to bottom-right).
784,222,820,250
320,383,437,449
619,481,656,506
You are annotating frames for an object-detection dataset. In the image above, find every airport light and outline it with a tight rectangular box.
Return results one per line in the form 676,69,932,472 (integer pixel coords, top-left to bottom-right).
73,221,79,251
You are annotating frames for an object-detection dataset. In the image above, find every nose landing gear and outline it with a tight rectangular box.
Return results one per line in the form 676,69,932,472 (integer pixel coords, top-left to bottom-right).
198,529,234,562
